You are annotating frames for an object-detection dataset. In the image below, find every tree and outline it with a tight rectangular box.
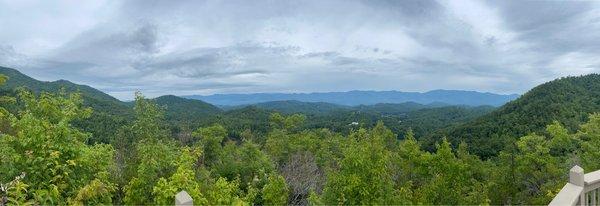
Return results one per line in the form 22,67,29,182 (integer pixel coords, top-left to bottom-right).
213,140,274,189
320,126,405,205
0,90,116,205
270,113,305,131
394,129,426,186
122,92,178,205
130,92,169,141
372,121,398,151
493,134,563,204
0,74,15,118
262,174,289,205
547,121,578,156
153,147,208,205
206,177,245,205
192,124,227,167
579,114,600,171
281,151,323,205
123,138,178,205
416,139,489,205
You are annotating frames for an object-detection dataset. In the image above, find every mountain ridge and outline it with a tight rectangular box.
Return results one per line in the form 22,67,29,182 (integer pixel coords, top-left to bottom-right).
184,90,519,106
428,74,600,158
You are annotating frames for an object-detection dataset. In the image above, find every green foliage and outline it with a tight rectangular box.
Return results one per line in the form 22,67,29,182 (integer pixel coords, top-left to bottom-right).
69,178,116,205
261,174,289,205
579,113,600,170
152,148,208,205
253,100,351,115
213,140,274,188
2,173,33,206
415,139,489,205
123,139,178,204
320,126,401,205
0,89,115,205
153,95,221,123
270,113,306,131
193,124,227,166
438,74,600,158
206,177,244,205
492,134,563,204
131,92,169,141
0,74,7,85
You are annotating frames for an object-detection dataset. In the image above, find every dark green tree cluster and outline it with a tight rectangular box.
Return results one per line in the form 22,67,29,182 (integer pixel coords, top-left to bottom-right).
436,74,600,158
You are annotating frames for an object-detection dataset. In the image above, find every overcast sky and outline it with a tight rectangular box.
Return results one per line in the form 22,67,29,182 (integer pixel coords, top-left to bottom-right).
1,0,599,100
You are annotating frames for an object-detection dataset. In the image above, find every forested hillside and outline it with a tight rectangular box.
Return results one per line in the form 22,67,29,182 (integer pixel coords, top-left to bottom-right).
2,68,599,205
0,67,130,117
248,100,351,115
431,74,600,158
153,95,222,125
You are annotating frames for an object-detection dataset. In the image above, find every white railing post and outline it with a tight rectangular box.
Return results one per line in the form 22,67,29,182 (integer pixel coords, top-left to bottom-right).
549,165,586,206
570,165,585,205
571,165,585,186
175,190,193,206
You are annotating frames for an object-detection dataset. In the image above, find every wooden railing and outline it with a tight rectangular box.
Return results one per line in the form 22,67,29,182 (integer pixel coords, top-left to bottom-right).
550,165,600,206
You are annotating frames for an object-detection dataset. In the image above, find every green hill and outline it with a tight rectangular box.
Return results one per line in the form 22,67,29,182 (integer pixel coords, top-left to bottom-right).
0,66,129,113
354,102,446,115
0,67,134,143
245,101,448,116
0,67,225,143
253,100,350,115
153,95,222,123
432,74,600,158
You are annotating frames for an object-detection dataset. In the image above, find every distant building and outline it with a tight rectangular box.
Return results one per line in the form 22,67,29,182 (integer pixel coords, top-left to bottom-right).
349,122,359,126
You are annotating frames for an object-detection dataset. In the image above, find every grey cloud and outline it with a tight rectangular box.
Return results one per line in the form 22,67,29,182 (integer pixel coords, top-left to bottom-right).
490,1,592,32
52,23,160,64
490,1,600,53
1,0,600,99
299,52,340,58
363,0,444,22
140,43,300,79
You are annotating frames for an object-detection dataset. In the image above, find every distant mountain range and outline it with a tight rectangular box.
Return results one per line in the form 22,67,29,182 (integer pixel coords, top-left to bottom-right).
184,90,519,107
242,100,454,116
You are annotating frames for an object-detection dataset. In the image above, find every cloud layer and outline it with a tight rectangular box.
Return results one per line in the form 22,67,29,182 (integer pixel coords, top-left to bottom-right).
1,0,599,100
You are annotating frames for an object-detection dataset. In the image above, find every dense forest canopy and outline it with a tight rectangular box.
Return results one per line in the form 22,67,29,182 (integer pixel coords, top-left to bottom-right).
1,68,600,205
432,74,600,158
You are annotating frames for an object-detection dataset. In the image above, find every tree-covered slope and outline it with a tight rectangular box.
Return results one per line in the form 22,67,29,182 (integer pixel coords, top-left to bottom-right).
252,100,351,115
226,101,443,116
433,74,600,158
0,66,129,113
0,66,133,143
354,102,442,115
153,95,222,122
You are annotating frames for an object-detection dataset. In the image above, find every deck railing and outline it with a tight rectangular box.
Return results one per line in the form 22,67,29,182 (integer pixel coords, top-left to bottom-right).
175,190,193,206
550,165,600,206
